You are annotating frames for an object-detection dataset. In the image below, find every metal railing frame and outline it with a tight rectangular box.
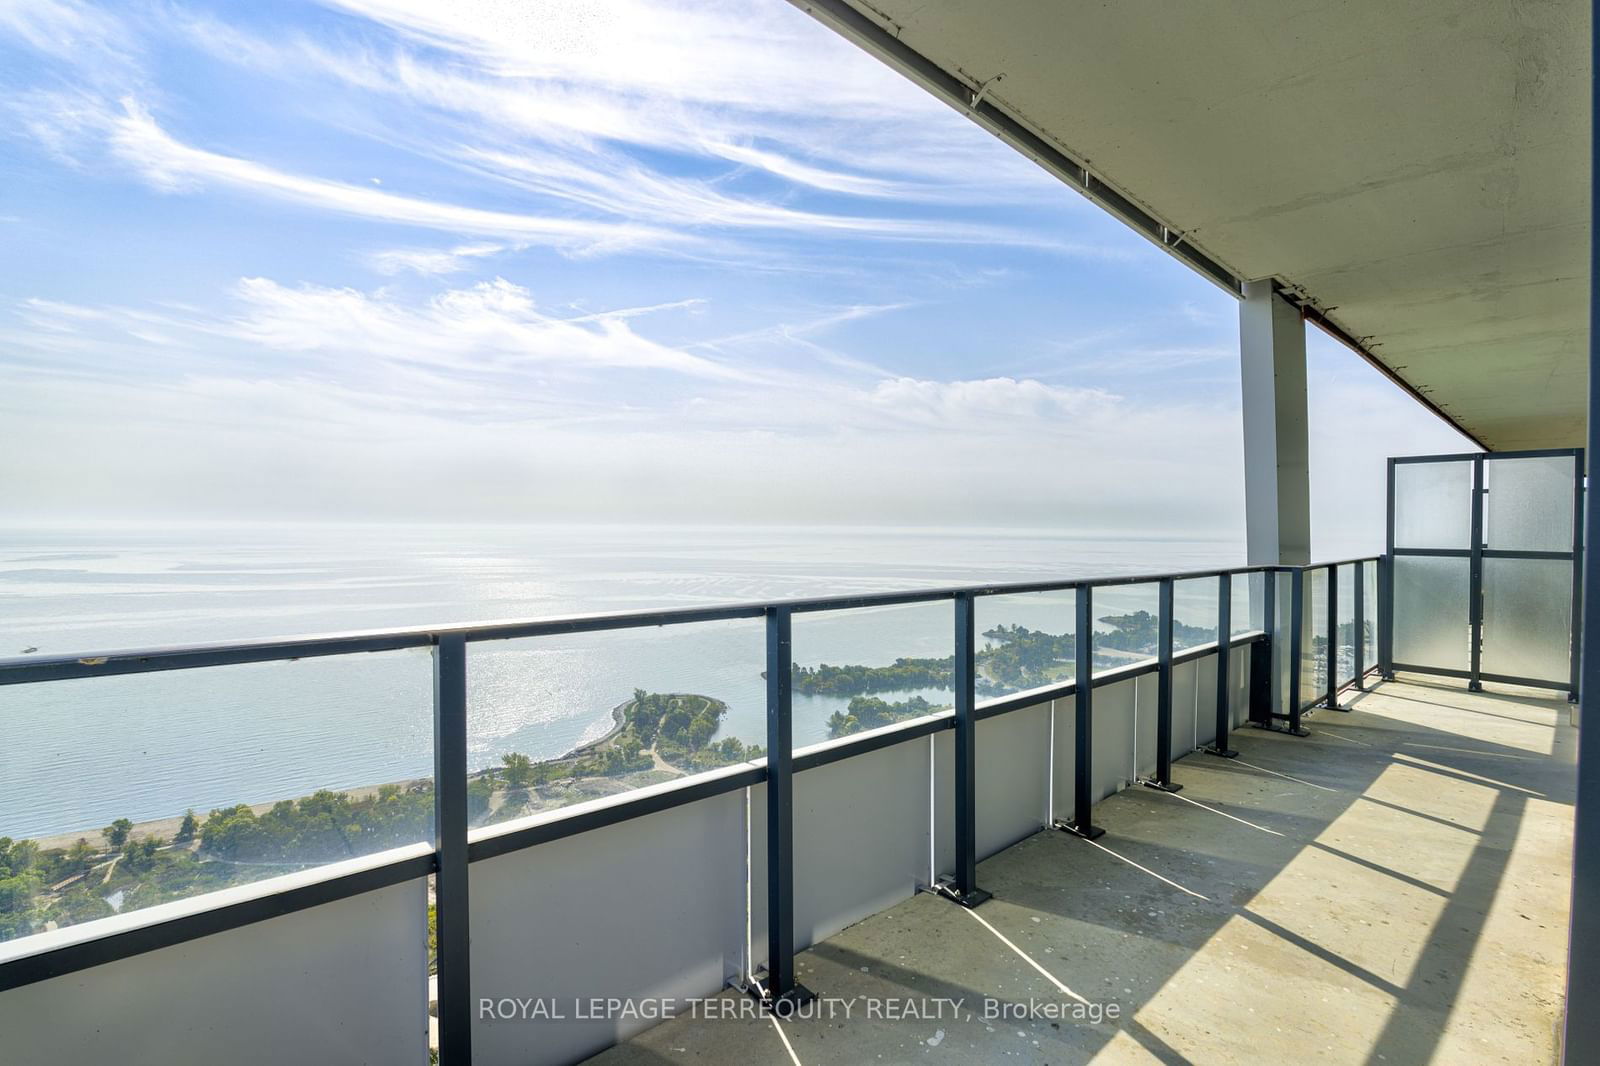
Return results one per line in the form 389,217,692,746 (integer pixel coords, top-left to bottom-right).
0,555,1383,1058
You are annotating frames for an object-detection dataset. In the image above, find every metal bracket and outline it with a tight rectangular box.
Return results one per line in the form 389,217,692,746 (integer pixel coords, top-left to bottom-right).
934,877,992,909
1250,720,1311,737
1055,819,1105,841
745,974,817,1016
1140,778,1184,793
1202,745,1240,759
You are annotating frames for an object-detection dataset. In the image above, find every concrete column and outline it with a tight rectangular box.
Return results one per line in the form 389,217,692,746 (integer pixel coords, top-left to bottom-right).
1239,279,1311,566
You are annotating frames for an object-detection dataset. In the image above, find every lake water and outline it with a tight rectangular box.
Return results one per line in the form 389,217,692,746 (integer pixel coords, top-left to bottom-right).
0,524,1242,839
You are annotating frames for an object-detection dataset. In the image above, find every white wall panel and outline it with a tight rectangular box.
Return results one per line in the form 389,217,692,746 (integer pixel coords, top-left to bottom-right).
471,792,746,1066
0,871,427,1066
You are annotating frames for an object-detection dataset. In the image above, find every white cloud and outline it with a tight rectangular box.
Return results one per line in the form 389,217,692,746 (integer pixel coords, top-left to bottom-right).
173,1,1065,201
8,277,744,385
97,98,685,252
864,376,1117,426
366,242,509,275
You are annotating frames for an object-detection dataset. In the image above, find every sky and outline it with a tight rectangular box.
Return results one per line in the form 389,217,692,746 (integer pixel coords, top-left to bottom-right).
0,0,1472,556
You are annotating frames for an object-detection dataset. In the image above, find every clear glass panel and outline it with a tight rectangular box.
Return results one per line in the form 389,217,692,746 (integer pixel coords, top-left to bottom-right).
1336,564,1356,685
1392,556,1471,670
469,619,765,822
792,601,951,745
1394,460,1472,549
1481,558,1573,683
1300,570,1326,708
1232,572,1263,636
1484,455,1577,552
1172,578,1218,652
0,650,433,943
1092,583,1159,673
975,590,1077,701
1273,574,1293,717
1364,563,1379,672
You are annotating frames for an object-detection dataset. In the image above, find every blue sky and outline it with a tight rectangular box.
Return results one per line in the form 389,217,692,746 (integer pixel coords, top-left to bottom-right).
0,0,1469,553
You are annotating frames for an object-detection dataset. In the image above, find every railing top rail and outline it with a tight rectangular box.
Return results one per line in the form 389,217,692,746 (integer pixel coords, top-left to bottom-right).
0,558,1378,686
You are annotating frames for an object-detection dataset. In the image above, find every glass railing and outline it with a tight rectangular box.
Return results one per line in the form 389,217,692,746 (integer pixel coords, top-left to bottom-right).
0,555,1382,1061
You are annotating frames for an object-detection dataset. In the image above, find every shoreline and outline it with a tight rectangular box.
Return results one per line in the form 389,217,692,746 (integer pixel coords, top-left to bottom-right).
24,697,641,854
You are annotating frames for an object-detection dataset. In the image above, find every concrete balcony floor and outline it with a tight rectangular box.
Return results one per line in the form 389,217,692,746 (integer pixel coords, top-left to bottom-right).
588,675,1576,1066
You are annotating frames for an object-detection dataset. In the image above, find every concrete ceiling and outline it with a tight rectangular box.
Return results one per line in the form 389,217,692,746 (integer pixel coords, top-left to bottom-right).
796,0,1589,451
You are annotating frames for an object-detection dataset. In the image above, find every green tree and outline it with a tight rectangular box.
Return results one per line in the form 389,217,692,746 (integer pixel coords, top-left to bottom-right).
174,809,199,844
66,838,95,874
0,838,40,938
104,818,133,847
121,836,162,871
501,752,534,790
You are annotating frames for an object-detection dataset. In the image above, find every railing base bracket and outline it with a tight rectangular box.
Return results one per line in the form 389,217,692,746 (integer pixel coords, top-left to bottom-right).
747,975,817,1016
1140,779,1183,793
1250,721,1311,737
933,879,992,909
1202,745,1239,759
1056,820,1106,841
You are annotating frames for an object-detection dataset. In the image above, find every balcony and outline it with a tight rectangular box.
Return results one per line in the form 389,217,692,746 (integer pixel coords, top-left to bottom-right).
590,674,1573,1065
0,544,1580,1065
0,0,1592,1061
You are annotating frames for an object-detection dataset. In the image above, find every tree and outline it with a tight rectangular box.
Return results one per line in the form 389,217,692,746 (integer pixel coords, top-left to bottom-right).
0,838,40,938
121,836,162,871
104,818,133,847
501,752,534,790
67,838,95,873
175,810,199,844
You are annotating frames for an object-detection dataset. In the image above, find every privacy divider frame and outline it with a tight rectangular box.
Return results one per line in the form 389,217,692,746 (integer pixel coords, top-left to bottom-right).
0,556,1381,1064
1384,448,1585,698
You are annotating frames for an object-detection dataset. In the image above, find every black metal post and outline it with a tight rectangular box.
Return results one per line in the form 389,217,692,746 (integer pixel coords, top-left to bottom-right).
1286,568,1310,736
1353,560,1366,691
1326,567,1347,711
1063,586,1104,839
1469,455,1485,692
762,606,814,1008
1382,460,1397,680
939,592,991,907
1205,572,1239,758
1264,568,1278,717
432,634,472,1065
1145,578,1183,791
1570,449,1586,703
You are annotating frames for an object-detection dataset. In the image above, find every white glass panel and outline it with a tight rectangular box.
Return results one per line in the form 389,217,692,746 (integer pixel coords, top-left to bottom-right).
1481,558,1572,683
1484,455,1576,552
1392,556,1471,670
1394,460,1472,549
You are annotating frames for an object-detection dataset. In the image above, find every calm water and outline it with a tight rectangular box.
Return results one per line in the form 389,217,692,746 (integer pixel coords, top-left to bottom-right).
0,524,1241,839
